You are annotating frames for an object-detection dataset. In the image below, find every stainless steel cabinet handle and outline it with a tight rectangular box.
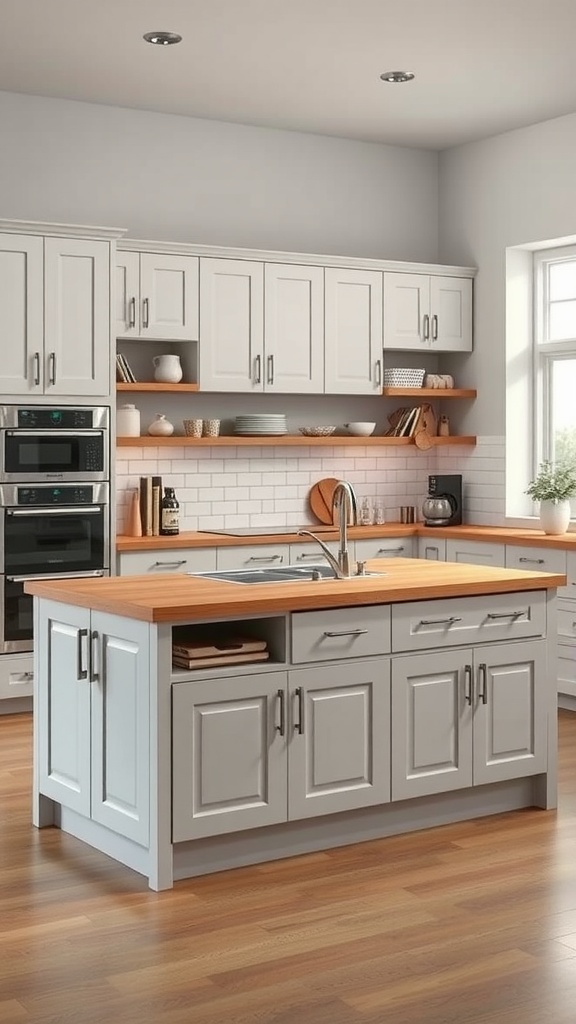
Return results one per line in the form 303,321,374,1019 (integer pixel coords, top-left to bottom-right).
48,352,56,385
378,546,404,555
297,552,326,561
9,506,101,516
424,546,440,559
323,628,368,638
294,686,305,735
478,663,488,705
254,354,262,384
423,314,430,340
8,570,104,583
267,354,274,385
152,559,186,568
142,297,149,328
519,557,545,565
464,664,473,705
486,610,524,620
375,359,382,387
432,314,438,340
77,627,89,681
33,352,41,386
276,689,285,736
418,616,462,627
247,554,283,563
89,630,99,682
128,296,136,328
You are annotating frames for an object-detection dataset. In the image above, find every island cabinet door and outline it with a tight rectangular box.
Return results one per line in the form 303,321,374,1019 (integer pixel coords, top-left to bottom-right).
89,611,150,847
391,649,473,801
472,640,548,785
36,600,92,816
172,673,288,841
287,660,390,820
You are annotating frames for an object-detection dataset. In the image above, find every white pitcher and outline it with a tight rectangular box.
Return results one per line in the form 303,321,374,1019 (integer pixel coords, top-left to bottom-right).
152,354,183,383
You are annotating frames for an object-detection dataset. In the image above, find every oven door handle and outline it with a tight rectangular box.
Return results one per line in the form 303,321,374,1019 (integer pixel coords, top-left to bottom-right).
5,429,102,437
7,571,106,583
7,506,102,516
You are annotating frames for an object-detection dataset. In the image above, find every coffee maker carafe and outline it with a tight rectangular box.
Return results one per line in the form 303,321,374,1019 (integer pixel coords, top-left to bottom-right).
422,474,462,527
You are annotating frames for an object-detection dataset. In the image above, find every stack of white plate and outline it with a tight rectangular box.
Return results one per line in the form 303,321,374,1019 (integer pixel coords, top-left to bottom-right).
234,414,288,436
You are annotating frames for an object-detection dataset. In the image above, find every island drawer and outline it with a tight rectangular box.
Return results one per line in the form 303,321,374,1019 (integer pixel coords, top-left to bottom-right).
558,600,576,641
0,654,34,700
118,547,217,576
291,605,390,664
558,643,576,699
391,590,546,653
216,544,291,570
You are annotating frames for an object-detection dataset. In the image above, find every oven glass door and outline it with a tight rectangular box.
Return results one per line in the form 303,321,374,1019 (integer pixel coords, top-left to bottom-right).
1,576,34,652
2,431,106,481
3,506,107,575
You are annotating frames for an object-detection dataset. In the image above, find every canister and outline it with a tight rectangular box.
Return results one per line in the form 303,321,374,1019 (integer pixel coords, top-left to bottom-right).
117,403,141,437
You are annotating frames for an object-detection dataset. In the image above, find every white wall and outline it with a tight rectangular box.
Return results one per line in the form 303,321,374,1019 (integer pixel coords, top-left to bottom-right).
0,90,439,260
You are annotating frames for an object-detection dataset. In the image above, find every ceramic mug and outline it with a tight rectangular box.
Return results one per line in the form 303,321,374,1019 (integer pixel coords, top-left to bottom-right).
203,419,220,437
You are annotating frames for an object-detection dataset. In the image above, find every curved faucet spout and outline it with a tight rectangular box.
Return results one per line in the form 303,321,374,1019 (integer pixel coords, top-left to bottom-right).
296,530,344,579
297,480,359,579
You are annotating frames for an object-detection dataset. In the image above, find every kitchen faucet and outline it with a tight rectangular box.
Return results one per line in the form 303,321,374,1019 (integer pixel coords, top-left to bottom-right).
298,480,359,578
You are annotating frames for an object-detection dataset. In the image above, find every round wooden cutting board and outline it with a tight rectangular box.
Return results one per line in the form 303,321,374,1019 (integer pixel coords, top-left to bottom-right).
308,477,340,524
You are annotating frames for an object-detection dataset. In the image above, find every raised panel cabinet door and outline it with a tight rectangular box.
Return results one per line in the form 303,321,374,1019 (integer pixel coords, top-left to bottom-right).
391,649,473,800
36,600,92,815
90,612,150,846
199,258,264,392
139,253,199,341
445,539,506,567
44,237,110,395
0,233,44,393
264,263,324,393
430,276,472,352
324,268,383,394
383,271,430,350
172,672,288,841
114,251,140,338
288,660,390,820
472,640,547,785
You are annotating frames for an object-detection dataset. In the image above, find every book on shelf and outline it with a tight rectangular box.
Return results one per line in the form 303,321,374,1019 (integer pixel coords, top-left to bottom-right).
117,352,136,383
172,636,268,659
116,354,129,383
151,476,162,536
139,476,153,537
172,651,270,670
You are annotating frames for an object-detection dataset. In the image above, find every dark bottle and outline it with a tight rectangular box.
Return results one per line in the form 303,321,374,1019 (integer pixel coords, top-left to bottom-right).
160,486,180,536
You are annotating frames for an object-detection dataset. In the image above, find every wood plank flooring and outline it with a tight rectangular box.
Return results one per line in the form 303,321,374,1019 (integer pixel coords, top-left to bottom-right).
2,710,576,1022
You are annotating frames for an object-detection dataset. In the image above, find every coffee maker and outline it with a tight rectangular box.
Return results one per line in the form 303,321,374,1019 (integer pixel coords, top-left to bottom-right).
422,474,462,527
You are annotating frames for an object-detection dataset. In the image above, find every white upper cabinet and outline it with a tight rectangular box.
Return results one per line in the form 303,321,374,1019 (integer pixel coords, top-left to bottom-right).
115,251,199,341
324,268,383,394
383,272,472,352
199,258,264,392
264,263,324,393
0,232,110,396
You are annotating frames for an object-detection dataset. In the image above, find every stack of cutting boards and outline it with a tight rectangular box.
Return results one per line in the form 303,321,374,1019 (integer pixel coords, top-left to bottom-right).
172,635,269,670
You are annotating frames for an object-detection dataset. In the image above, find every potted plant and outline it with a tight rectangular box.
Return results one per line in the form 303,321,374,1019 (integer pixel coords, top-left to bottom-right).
525,460,576,534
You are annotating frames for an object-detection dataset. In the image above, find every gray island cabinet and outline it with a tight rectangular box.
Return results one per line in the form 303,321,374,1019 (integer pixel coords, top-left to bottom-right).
27,559,564,890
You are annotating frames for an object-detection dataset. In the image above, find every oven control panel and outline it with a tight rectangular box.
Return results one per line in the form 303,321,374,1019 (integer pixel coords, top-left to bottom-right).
16,486,95,505
16,408,96,428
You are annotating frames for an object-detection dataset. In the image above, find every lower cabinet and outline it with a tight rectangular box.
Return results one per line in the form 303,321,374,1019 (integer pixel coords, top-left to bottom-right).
446,538,506,566
36,600,150,846
172,659,390,841
117,547,216,575
391,640,547,801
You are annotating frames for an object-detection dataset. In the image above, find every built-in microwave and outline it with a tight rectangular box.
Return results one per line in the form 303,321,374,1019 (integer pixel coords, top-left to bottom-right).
0,406,109,483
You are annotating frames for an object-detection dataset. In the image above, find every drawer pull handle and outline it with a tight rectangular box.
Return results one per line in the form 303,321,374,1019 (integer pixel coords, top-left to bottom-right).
295,686,305,735
464,664,473,705
478,662,488,705
323,629,368,638
418,616,462,627
153,559,186,568
297,552,326,561
276,689,285,736
519,557,545,565
378,546,404,555
486,610,523,621
248,554,283,563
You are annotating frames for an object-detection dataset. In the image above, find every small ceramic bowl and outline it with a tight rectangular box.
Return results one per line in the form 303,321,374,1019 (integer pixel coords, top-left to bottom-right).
298,426,336,437
344,422,376,436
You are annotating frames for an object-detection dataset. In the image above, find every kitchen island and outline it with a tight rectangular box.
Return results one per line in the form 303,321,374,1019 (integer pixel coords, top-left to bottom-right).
27,558,565,890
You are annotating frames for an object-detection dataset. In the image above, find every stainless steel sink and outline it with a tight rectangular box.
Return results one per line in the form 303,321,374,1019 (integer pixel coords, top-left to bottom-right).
187,564,387,585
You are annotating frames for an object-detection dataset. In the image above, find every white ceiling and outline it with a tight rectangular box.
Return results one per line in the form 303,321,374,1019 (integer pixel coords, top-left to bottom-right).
2,0,576,150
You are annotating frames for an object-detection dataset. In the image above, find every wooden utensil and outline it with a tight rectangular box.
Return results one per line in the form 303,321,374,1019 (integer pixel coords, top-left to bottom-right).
308,477,340,524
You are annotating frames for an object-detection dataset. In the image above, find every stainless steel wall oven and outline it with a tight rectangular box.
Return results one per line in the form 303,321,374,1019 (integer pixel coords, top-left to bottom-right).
0,406,108,482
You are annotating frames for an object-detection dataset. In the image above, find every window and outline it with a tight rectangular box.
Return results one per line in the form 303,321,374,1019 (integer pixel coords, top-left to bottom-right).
533,247,576,502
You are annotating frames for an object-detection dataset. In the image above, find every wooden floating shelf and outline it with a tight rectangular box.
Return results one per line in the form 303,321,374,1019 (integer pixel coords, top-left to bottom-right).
382,387,477,398
117,434,477,447
116,382,199,392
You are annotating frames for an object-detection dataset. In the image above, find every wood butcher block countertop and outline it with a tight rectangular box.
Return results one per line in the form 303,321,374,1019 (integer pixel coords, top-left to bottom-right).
116,523,576,552
24,558,566,624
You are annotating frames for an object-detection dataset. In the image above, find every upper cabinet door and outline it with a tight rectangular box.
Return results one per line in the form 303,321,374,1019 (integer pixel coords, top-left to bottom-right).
0,233,44,394
324,268,383,394
264,263,324,394
114,251,140,339
383,272,430,350
430,276,472,352
139,254,199,341
199,258,264,392
44,237,110,396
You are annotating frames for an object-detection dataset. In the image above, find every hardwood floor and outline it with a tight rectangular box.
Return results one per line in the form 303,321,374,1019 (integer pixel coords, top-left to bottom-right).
2,711,576,1023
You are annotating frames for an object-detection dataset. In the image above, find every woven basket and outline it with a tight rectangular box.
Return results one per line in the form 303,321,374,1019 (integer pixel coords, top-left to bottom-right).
383,367,426,387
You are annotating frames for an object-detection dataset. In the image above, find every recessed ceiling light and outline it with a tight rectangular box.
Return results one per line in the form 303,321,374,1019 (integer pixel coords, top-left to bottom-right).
143,31,182,46
380,71,415,83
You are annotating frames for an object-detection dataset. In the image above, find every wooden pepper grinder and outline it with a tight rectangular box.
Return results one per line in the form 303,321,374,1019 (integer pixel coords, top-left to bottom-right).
127,487,143,537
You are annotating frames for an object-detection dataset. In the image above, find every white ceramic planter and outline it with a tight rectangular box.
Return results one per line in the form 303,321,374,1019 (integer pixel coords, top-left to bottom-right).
539,498,571,535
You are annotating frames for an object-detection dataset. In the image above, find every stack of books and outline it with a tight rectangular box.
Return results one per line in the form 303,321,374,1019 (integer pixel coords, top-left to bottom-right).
385,406,424,437
172,635,269,670
139,475,162,536
116,353,137,383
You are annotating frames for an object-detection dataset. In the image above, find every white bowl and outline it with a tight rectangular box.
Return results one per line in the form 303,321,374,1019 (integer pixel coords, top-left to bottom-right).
344,422,376,436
